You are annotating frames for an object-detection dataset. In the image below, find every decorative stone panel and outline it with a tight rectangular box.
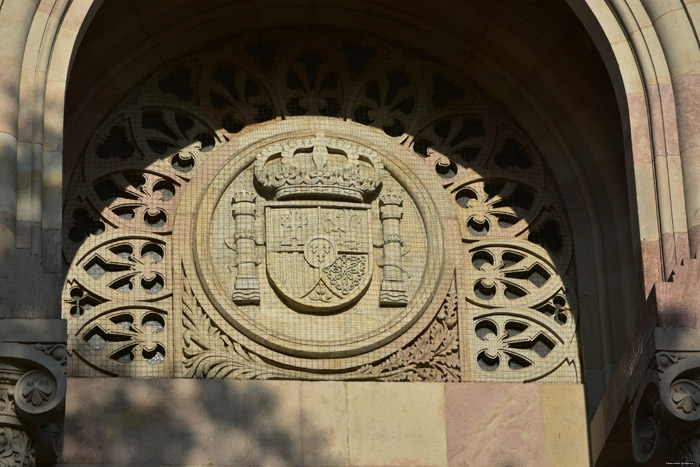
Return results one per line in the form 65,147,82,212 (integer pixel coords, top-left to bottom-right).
0,319,67,465
631,350,700,465
62,32,579,383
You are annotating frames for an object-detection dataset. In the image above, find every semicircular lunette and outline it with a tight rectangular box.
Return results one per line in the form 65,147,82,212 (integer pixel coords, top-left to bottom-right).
63,30,578,383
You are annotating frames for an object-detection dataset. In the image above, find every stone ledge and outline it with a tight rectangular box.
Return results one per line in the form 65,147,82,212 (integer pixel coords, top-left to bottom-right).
62,378,589,466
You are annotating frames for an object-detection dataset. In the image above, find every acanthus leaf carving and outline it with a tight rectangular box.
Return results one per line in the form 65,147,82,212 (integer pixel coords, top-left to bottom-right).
679,436,700,465
0,340,67,466
0,426,34,467
182,275,281,379
362,274,459,382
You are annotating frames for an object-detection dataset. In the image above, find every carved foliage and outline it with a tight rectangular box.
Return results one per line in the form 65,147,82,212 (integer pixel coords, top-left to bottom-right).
0,427,34,467
182,273,285,379
679,436,700,465
182,271,460,381
0,349,65,466
365,276,460,382
657,354,700,422
631,352,700,464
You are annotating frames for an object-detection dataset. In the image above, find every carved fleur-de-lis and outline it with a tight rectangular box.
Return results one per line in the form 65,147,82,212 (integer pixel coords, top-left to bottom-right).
82,309,167,365
80,239,167,297
94,172,178,230
476,319,552,372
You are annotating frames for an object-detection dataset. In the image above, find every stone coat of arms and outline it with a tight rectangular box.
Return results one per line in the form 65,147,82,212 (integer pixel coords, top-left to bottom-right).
225,132,409,314
265,201,373,312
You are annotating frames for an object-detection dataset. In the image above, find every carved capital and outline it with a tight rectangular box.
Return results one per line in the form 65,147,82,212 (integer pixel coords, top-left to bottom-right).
0,426,34,466
631,350,700,465
0,319,67,464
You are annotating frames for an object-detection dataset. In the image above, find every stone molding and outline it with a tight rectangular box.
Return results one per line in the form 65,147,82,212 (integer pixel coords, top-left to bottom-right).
631,349,700,465
585,257,700,465
630,260,700,465
0,319,67,465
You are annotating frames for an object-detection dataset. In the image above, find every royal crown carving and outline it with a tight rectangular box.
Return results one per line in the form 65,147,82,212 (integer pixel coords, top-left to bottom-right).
254,133,383,202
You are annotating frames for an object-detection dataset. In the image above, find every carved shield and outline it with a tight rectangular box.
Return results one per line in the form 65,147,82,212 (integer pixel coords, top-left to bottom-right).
265,201,373,312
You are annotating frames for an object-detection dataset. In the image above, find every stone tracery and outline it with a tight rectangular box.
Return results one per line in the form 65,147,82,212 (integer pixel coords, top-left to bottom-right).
62,31,578,383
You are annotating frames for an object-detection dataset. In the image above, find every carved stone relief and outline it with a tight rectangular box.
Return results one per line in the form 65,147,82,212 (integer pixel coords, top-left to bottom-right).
631,351,700,465
62,31,579,383
179,120,451,376
0,329,68,465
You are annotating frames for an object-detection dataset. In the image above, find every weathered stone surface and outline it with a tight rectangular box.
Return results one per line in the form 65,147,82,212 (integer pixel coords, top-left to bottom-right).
445,382,546,467
347,382,448,466
203,380,303,465
541,384,590,466
301,382,350,466
63,378,453,466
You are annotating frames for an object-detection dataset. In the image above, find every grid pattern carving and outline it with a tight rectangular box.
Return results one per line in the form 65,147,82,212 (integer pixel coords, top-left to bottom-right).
62,32,579,382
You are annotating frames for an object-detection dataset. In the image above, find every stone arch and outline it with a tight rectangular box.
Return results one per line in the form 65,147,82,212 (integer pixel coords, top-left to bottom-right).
57,0,636,398
572,0,695,282
3,0,699,463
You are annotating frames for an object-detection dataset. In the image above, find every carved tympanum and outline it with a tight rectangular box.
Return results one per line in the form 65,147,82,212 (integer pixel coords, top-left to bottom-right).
63,31,577,383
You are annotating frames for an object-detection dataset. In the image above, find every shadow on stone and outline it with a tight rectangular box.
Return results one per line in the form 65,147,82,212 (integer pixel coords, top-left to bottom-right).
60,378,327,466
